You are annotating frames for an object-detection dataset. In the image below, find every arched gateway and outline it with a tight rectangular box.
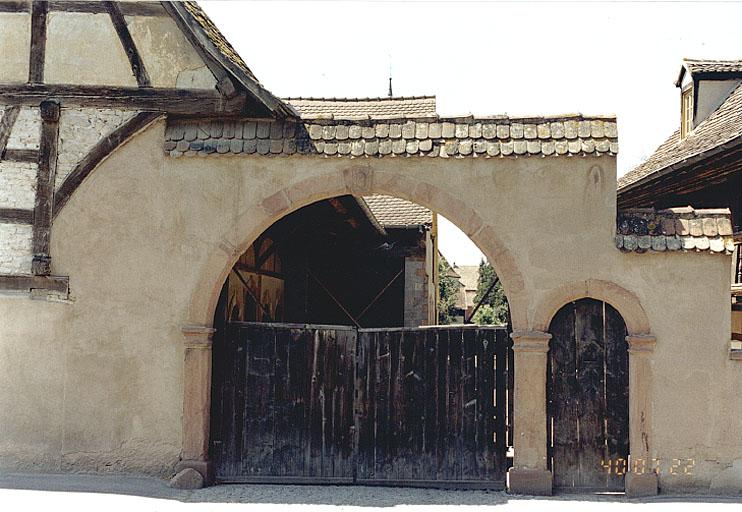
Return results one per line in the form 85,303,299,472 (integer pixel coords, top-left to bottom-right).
0,1,736,499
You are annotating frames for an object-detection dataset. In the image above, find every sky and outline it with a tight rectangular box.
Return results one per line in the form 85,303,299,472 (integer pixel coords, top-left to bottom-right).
201,0,742,266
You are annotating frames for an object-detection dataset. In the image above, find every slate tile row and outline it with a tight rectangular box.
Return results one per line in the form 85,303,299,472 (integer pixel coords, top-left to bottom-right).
165,116,619,158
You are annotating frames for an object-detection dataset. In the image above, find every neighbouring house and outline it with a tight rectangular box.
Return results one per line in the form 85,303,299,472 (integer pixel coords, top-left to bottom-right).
0,2,740,497
453,264,480,320
618,58,742,357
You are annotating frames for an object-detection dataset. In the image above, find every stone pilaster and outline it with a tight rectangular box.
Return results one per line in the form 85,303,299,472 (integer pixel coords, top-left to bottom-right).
625,334,658,497
508,330,553,495
176,324,216,485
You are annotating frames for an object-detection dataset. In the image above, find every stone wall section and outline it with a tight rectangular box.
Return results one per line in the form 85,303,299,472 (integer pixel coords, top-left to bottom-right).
55,108,138,190
0,223,33,275
0,105,139,275
0,162,37,209
6,107,41,150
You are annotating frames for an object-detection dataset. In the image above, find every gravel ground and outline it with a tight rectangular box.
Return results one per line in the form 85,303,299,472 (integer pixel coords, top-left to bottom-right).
1,473,741,512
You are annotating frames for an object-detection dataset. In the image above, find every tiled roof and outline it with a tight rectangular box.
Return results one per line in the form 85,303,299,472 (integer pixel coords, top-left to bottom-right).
164,114,618,158
285,97,437,118
618,82,742,190
676,59,742,85
615,207,735,254
169,2,292,116
362,195,433,227
181,1,257,82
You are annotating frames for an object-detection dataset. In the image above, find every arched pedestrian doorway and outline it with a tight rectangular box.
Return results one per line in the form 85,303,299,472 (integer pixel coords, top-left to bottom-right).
208,193,514,487
547,298,629,492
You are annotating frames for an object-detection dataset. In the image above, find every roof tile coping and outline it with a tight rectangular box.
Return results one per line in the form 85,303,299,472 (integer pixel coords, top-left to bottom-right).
616,207,735,254
164,114,618,159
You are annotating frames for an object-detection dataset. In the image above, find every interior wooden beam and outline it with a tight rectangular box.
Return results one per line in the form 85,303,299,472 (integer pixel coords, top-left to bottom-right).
0,84,247,115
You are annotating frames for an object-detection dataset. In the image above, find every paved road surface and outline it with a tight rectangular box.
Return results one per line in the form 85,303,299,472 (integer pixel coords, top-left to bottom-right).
1,473,740,512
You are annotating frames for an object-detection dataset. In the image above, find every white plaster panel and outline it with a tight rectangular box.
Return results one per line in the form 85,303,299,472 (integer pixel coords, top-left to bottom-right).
45,12,136,86
0,161,37,209
0,223,33,275
125,15,217,90
6,106,40,150
55,108,137,191
0,13,31,84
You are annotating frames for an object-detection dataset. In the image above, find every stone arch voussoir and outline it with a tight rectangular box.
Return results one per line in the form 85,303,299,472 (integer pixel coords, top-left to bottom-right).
532,279,651,335
187,166,529,331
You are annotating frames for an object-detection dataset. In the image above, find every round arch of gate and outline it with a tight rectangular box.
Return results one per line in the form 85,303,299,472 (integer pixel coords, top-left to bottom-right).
178,167,529,484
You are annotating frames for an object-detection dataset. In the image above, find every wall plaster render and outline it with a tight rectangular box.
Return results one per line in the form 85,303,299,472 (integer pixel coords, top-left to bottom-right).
0,119,737,494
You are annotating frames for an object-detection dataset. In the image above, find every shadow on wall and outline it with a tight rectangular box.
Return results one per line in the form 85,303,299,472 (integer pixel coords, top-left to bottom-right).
2,474,742,505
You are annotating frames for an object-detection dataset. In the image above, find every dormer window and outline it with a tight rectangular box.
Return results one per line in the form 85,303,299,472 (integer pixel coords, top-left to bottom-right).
681,86,693,138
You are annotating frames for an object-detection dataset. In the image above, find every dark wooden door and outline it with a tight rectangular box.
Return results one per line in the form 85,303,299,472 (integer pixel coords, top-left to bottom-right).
547,299,629,492
210,322,356,483
355,327,508,487
210,323,510,487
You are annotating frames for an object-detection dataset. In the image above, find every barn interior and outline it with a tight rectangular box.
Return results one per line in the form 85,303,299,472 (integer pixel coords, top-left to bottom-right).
213,195,438,330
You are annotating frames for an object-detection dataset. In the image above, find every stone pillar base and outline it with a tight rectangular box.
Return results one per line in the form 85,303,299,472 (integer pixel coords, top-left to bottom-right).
625,471,658,498
508,468,553,495
174,459,213,487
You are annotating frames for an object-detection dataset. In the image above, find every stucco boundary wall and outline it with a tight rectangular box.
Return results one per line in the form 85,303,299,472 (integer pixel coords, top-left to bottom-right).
0,120,738,494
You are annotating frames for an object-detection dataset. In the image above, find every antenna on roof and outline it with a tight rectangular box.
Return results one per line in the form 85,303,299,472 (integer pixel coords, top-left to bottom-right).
388,54,393,98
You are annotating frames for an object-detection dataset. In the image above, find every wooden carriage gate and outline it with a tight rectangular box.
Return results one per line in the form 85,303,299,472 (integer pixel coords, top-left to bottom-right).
210,322,513,488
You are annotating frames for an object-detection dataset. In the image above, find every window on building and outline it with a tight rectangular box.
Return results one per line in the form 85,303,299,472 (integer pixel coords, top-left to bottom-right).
681,87,693,138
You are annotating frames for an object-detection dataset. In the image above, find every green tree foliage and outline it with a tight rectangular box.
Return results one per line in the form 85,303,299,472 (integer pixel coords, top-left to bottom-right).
437,255,461,325
472,259,509,325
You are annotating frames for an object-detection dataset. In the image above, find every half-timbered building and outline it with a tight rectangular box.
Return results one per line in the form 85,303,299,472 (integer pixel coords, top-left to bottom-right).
0,1,740,497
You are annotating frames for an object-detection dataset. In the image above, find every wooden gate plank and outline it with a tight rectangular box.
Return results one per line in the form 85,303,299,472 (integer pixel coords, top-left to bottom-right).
461,327,478,479
477,328,497,480
494,329,508,477
271,325,290,476
374,329,392,479
447,327,463,481
574,299,607,489
240,324,273,475
604,303,630,490
421,328,439,481
549,302,579,488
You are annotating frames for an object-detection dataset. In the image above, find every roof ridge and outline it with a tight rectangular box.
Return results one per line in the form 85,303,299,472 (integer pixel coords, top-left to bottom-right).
284,96,436,102
299,113,617,123
683,57,742,64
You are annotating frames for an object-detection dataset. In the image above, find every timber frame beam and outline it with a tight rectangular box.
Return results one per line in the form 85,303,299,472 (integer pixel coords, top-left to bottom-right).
53,111,162,216
0,1,168,17
104,1,151,88
31,99,60,276
0,274,69,295
0,85,248,116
